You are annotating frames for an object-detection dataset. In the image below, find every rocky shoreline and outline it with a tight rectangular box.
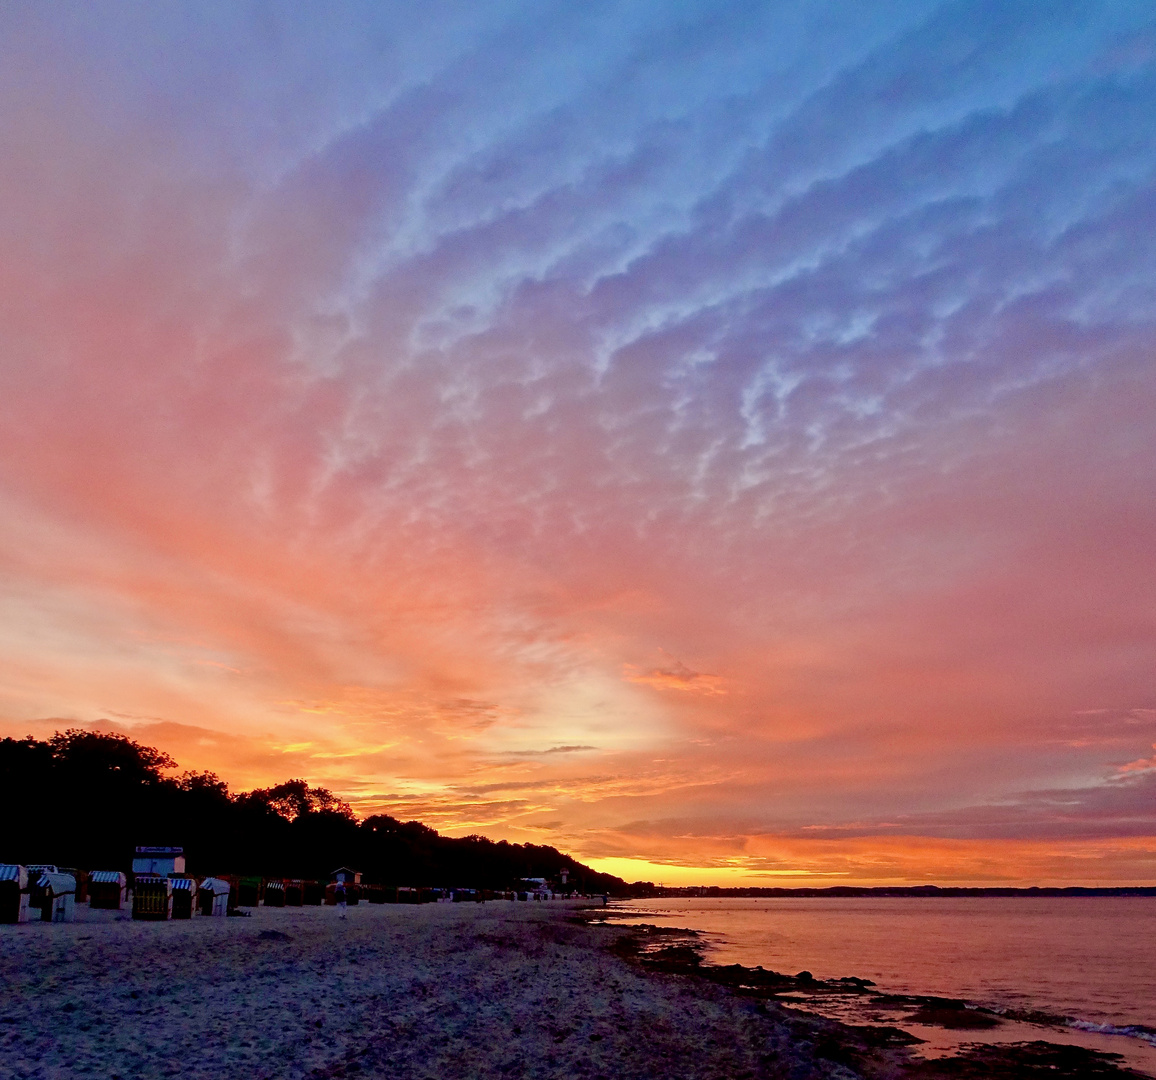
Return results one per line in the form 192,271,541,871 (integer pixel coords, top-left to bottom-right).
600,917,1151,1078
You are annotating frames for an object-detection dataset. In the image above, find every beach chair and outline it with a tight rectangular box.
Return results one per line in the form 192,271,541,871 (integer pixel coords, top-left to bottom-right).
302,881,324,905
88,871,128,910
36,872,77,922
0,865,30,923
197,878,231,916
237,876,262,907
132,876,173,920
170,878,197,919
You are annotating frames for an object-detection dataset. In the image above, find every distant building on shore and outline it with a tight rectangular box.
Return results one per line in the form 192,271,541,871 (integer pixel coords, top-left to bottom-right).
132,846,185,877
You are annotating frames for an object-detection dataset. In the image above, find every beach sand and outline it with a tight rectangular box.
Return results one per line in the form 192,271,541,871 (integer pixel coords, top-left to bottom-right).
5,900,1147,1079
1,899,907,1080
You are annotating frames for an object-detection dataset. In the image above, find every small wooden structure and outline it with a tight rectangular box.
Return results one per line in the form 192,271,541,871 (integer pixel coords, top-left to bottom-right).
88,870,128,909
170,878,198,919
197,877,231,917
132,876,172,921
132,846,185,877
263,879,285,908
331,867,361,884
0,864,30,924
35,872,77,922
284,880,304,906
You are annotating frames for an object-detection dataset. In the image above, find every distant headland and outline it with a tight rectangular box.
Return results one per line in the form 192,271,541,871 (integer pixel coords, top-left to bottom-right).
619,884,1156,897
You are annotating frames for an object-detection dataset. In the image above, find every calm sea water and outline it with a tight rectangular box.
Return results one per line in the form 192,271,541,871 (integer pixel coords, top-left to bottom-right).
606,897,1156,1075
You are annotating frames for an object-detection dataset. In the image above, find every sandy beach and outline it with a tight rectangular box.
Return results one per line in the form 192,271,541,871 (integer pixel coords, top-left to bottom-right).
0,900,914,1080
4,901,1149,1079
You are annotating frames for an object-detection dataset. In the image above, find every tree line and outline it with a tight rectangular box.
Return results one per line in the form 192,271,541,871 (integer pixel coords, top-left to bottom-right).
0,729,626,893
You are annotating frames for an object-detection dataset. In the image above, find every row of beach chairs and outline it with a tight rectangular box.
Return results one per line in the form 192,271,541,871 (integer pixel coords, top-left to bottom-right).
0,864,234,923
2,865,562,925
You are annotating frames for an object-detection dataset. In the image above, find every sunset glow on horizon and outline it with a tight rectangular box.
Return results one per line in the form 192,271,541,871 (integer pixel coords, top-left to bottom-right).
3,1,1156,886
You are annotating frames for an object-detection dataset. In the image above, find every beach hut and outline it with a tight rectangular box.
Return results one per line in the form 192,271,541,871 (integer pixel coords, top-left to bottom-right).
523,877,553,901
132,846,185,877
284,880,304,906
132,876,172,921
170,878,198,919
197,878,231,917
88,870,128,910
263,880,285,907
331,867,361,885
0,864,30,924
36,872,77,922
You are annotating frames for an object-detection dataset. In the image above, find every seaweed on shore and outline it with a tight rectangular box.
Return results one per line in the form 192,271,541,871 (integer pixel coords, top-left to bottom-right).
603,921,1150,1079
902,1040,1150,1078
610,923,885,1001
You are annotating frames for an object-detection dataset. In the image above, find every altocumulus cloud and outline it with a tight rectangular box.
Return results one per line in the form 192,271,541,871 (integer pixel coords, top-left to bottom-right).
1,0,1155,883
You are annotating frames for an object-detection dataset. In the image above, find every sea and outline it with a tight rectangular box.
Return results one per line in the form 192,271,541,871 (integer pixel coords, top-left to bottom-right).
604,896,1156,1076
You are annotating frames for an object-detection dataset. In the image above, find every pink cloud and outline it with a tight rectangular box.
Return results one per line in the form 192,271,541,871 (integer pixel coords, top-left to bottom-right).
1,2,1155,884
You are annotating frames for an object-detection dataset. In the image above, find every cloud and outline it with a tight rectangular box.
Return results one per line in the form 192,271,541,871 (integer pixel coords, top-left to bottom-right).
501,745,599,756
1,1,1155,882
1120,746,1156,772
783,768,1156,842
625,661,726,695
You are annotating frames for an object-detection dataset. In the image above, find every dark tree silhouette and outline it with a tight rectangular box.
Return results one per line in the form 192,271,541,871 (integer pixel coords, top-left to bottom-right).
240,779,355,821
0,731,626,893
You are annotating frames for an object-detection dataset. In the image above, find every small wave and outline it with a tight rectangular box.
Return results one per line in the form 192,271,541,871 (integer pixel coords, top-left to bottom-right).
1068,1020,1156,1046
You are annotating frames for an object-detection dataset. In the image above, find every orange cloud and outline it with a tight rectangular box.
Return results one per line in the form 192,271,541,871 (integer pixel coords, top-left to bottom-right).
624,660,727,695
2,7,1156,888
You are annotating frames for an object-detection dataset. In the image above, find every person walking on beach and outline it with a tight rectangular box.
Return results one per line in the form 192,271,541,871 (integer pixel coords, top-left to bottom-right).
335,881,347,919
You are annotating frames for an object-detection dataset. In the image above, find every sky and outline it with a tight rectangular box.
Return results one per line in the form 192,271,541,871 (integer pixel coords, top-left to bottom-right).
2,1,1155,886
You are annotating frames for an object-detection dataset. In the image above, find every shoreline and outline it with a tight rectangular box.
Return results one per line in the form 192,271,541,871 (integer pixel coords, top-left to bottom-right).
1,901,1148,1079
588,910,1154,1078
